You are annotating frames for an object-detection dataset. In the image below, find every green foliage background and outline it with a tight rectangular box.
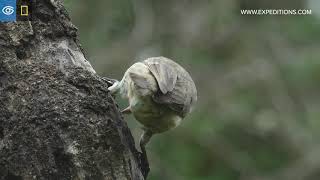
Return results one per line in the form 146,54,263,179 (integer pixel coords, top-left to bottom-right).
65,0,320,179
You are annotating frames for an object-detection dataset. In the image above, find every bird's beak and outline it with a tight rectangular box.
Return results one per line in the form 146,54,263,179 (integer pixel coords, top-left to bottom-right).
101,77,119,87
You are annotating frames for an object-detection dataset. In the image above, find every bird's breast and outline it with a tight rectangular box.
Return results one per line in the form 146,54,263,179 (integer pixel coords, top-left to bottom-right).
129,95,182,133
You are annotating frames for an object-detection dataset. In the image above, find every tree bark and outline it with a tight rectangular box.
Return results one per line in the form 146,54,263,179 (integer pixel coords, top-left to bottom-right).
0,0,147,179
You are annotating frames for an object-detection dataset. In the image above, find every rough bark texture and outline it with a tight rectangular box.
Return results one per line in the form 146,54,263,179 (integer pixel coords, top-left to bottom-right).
0,0,147,179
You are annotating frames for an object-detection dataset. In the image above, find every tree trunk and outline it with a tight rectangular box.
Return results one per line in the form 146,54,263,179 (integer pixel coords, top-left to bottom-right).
0,0,147,179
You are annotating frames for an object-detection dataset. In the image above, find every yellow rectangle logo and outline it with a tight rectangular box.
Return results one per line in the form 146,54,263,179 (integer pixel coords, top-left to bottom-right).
20,5,28,16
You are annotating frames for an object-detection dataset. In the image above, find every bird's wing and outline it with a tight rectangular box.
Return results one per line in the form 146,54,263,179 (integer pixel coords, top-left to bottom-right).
144,60,177,94
144,57,197,117
153,75,197,117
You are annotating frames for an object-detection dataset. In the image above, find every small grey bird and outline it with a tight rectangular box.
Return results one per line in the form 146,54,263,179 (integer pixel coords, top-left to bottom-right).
108,56,197,154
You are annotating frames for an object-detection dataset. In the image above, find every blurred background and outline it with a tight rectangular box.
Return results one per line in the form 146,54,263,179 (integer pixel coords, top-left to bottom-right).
64,0,320,179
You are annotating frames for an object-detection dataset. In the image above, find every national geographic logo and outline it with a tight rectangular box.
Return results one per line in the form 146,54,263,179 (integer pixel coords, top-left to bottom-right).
0,0,33,22
17,0,33,21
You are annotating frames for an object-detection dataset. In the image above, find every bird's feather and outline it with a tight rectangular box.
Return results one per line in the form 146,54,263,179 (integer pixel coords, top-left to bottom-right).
145,61,177,94
143,57,197,117
129,72,155,96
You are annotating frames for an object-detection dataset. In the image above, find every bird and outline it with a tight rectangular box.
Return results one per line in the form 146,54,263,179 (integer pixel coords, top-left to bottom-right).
108,56,197,157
